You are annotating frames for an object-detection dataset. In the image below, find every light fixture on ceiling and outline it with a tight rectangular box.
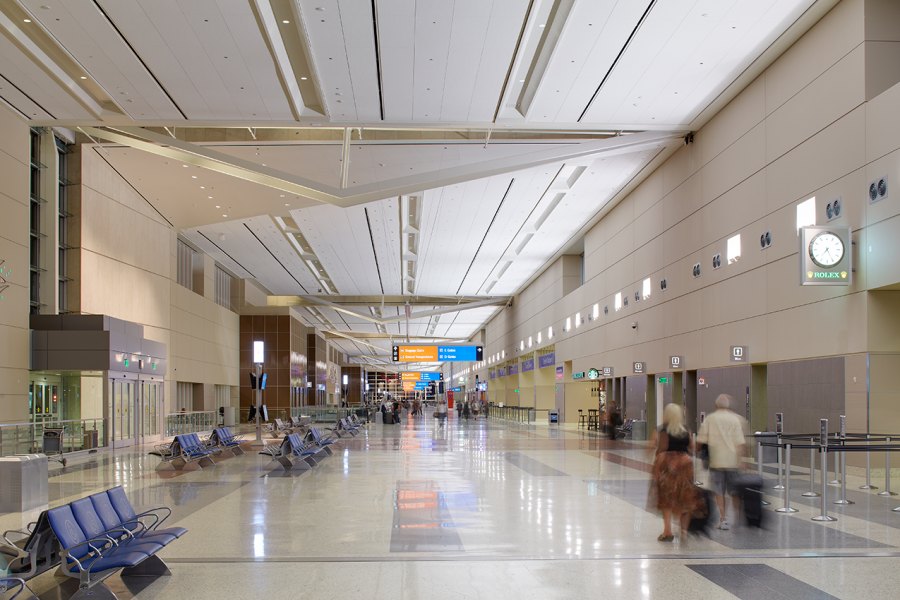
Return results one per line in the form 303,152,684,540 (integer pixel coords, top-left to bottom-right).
80,76,87,80
222,214,228,218
282,19,290,24
300,76,308,81
23,19,31,23
182,164,188,168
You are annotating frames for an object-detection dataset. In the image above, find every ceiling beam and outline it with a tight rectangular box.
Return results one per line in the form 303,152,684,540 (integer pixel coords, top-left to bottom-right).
269,295,509,326
269,295,508,306
78,126,683,208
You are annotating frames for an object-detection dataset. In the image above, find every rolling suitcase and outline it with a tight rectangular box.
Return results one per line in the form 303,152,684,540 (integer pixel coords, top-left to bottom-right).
735,472,765,528
688,488,714,537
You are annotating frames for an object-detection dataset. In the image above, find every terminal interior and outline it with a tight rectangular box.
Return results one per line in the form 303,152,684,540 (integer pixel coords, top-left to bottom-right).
1,0,900,598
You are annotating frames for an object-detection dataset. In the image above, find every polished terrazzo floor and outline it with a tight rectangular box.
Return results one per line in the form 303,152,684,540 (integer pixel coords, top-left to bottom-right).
4,413,900,599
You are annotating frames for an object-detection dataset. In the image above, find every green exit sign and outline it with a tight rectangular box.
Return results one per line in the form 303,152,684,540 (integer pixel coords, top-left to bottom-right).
658,376,669,383
514,388,520,393
124,358,129,368
573,371,585,380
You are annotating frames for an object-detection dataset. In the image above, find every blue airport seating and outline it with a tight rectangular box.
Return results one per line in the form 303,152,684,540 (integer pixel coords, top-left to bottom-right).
270,433,328,471
47,487,185,600
174,433,216,469
1,511,60,582
208,427,245,455
306,427,338,455
0,577,37,599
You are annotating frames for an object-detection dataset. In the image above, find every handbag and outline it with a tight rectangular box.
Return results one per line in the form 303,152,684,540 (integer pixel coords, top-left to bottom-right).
698,443,710,470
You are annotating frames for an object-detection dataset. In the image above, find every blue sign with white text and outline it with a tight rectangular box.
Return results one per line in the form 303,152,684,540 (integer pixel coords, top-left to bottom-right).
437,345,483,362
418,372,443,382
538,353,556,368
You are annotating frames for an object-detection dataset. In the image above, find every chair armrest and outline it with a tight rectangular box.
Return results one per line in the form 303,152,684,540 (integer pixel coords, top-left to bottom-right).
133,506,173,529
2,529,30,546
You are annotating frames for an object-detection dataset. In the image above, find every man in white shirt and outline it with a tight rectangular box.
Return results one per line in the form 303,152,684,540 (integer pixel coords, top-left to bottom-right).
697,393,748,530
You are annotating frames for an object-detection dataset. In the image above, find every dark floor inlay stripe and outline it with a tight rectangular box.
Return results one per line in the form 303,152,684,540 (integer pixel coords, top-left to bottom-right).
504,452,568,476
688,564,840,600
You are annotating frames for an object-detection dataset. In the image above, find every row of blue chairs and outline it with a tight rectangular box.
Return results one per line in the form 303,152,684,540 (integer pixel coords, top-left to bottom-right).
0,486,186,600
270,427,340,471
156,426,245,469
330,415,364,438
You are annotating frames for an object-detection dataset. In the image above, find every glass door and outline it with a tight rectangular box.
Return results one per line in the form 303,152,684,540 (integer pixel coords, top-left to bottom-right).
109,378,136,446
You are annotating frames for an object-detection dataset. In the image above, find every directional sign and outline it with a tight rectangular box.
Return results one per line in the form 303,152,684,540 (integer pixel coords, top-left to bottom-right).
401,372,443,382
392,345,483,362
633,362,645,374
730,346,748,363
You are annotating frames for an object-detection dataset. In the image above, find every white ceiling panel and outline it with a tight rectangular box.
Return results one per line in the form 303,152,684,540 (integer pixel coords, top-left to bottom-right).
410,0,454,121
0,74,52,119
375,0,415,121
581,0,816,126
297,0,381,121
22,0,182,120
0,32,93,119
292,204,382,295
97,0,294,120
365,198,403,295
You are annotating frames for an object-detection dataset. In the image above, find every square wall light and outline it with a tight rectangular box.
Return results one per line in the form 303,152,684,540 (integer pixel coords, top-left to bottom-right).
642,277,651,299
592,303,599,320
614,292,623,312
727,234,741,264
548,326,554,339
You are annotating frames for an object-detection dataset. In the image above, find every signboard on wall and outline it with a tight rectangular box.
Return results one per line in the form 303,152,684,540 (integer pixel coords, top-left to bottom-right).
522,358,535,372
573,371,585,380
587,368,600,380
555,366,564,380
538,353,555,368
508,363,519,376
730,346,749,363
669,356,683,370
602,366,613,377
799,225,851,286
633,362,645,374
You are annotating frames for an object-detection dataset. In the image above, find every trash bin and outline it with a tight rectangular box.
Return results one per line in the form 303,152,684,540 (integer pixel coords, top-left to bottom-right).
83,429,99,450
0,454,48,512
631,420,648,441
549,409,559,425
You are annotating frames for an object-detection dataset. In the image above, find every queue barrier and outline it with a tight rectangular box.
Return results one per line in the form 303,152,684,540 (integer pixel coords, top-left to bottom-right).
487,404,536,423
752,430,900,522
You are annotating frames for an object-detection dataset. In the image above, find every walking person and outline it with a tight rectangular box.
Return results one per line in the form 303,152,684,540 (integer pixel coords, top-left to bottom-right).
697,394,748,531
435,398,448,428
650,403,697,542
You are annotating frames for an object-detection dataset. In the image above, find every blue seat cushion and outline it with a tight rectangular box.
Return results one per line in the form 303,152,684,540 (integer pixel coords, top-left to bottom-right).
85,550,149,573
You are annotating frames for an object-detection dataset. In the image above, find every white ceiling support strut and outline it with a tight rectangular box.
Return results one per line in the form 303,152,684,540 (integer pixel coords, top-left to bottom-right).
276,295,509,326
79,126,683,209
340,127,352,189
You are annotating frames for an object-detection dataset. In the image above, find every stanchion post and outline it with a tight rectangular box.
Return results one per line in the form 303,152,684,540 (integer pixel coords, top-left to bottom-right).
834,443,854,505
812,419,837,522
861,433,877,490
776,443,798,513
774,434,785,490
879,437,897,497
692,433,702,486
803,437,820,497
757,436,771,505
829,436,841,485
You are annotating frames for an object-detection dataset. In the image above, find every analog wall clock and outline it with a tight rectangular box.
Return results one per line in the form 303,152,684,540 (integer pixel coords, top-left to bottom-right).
808,231,844,268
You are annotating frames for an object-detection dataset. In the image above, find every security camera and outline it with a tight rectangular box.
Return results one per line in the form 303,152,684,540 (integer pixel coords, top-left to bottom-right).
631,322,638,330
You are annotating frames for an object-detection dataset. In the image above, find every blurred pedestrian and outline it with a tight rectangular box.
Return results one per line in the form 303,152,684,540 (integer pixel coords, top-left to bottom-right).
697,393,748,530
650,403,696,542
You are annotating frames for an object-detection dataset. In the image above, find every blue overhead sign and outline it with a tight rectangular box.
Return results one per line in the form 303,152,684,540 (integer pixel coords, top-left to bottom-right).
437,345,483,362
418,372,443,382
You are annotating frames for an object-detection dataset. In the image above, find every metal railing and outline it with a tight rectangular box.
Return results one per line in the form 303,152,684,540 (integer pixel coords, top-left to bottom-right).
487,404,535,423
290,406,371,424
0,418,106,457
165,411,216,436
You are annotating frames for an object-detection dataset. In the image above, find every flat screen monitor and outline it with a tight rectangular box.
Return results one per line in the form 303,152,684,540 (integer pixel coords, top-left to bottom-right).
249,372,257,390
260,404,269,422
260,372,268,390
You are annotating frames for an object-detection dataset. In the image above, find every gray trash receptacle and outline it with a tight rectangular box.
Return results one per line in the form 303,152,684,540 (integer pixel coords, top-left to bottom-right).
631,420,648,441
549,410,559,425
0,454,48,512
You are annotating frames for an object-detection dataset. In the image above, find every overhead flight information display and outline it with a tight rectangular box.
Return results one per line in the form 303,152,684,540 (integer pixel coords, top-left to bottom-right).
393,345,483,363
400,372,443,382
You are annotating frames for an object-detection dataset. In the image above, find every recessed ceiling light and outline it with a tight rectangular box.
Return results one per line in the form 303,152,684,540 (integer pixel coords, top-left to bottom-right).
215,205,221,208
222,214,228,218
182,164,188,168
282,19,290,24
80,76,87,80
23,19,31,23
191,175,197,179
519,79,525,83
208,196,214,199
200,186,205,189
284,203,290,207
279,194,285,198
538,23,545,28
300,76,308,81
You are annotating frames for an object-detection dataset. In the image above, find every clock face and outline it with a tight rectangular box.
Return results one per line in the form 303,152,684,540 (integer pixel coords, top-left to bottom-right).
809,232,844,268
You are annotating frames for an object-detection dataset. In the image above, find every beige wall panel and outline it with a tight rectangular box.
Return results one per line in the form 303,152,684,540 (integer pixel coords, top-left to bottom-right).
766,293,868,363
0,191,28,246
0,104,29,160
864,41,900,100
660,173,702,233
766,45,866,162
81,148,169,227
765,107,866,214
701,172,768,246
864,0,900,42
764,0,864,114
663,291,703,338
700,267,767,330
869,354,900,442
632,201,665,251
632,235,664,283
863,150,900,227
697,76,766,167
80,250,171,330
663,330,702,370
628,168,665,217
865,78,900,161
0,326,28,370
661,207,704,265
0,153,29,210
699,314,767,368
659,144,698,195
866,291,900,352
765,254,855,314
700,123,766,205
863,214,900,289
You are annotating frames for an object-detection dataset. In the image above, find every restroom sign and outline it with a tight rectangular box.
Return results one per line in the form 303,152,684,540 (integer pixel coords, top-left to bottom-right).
633,361,645,374
669,355,683,370
602,366,613,377
730,345,748,362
